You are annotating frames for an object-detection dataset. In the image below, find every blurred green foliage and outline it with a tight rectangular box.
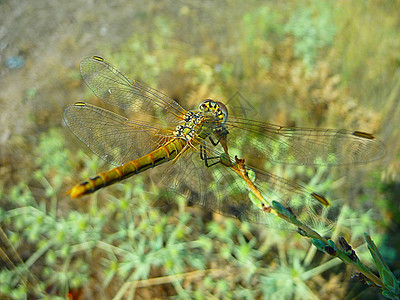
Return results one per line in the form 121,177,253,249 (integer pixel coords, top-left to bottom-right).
1,0,399,299
285,2,336,69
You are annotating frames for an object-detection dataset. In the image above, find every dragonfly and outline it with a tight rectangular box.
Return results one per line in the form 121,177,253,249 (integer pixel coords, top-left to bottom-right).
64,56,386,229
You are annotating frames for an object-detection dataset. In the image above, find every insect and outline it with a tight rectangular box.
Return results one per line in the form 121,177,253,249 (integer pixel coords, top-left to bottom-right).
64,56,385,228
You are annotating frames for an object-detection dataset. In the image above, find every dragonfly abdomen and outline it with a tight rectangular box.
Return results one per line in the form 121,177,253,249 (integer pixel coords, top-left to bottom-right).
68,138,186,198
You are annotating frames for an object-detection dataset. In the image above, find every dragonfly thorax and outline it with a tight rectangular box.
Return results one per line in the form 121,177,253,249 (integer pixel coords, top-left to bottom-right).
174,111,205,141
174,100,229,142
174,124,197,141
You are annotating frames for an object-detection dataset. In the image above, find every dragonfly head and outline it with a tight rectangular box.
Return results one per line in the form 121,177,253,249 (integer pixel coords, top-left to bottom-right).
199,99,228,124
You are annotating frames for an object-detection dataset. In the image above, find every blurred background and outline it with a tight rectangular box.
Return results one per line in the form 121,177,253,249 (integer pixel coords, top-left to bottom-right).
1,0,399,299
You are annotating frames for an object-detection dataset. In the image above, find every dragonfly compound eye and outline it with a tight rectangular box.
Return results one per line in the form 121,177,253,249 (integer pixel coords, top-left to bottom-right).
199,99,228,124
215,101,228,123
198,99,213,111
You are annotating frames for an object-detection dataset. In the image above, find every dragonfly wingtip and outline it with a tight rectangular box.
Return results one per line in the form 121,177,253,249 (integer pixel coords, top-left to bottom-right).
311,192,330,207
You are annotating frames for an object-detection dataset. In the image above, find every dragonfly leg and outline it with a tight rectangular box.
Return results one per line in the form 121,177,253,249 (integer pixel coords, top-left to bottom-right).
200,144,221,167
208,132,232,160
208,136,220,146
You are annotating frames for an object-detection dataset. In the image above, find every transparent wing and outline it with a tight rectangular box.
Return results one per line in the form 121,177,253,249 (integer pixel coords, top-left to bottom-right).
225,118,386,165
66,56,385,228
163,139,330,229
79,56,187,123
63,102,173,166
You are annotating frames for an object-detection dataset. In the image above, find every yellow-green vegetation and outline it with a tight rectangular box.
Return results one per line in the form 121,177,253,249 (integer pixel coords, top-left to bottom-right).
1,1,400,299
